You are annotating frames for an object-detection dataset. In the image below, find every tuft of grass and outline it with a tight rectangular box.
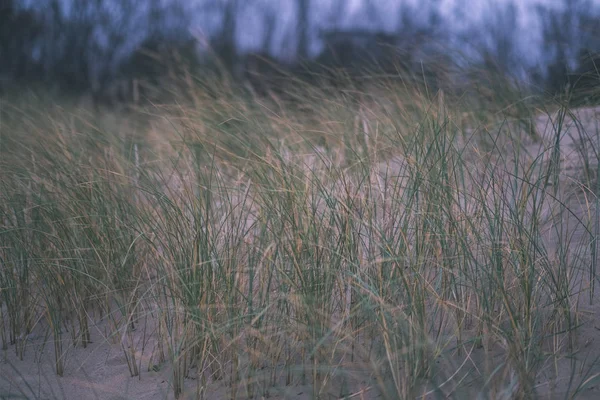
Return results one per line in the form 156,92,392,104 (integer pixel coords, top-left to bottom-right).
1,73,599,399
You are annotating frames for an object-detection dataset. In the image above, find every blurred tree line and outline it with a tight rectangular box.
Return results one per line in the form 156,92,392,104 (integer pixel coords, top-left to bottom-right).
0,0,599,104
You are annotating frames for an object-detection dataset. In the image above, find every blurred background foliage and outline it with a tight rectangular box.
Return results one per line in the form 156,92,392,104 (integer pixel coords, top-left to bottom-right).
0,0,599,104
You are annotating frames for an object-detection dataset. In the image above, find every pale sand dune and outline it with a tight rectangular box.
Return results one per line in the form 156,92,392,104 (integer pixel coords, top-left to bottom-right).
2,107,600,400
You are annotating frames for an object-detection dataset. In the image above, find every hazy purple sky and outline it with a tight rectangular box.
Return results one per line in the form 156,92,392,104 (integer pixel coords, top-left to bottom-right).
186,0,582,70
17,0,600,81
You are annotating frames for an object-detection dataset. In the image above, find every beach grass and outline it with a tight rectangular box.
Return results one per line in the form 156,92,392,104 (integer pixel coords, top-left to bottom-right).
1,72,599,399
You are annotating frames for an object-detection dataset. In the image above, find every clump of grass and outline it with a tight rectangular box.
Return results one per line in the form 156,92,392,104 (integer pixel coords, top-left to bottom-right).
1,73,599,399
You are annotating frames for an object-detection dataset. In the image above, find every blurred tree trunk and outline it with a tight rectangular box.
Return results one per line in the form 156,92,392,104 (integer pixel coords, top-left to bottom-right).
219,0,239,76
297,0,309,59
0,1,43,83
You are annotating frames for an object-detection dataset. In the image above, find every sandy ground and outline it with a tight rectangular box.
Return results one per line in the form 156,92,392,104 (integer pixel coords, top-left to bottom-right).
0,317,377,400
2,106,600,399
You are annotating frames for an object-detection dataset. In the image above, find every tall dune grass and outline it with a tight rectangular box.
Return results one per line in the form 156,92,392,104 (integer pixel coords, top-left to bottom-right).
1,75,599,399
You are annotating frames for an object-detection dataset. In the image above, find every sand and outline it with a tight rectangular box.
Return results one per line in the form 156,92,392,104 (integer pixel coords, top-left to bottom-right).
2,106,600,400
